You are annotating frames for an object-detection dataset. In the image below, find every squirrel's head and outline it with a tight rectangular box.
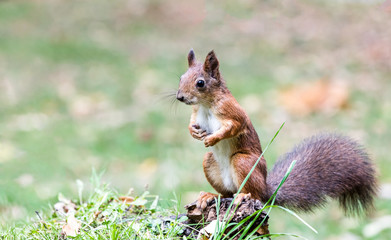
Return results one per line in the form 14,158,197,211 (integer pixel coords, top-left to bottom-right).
176,49,223,105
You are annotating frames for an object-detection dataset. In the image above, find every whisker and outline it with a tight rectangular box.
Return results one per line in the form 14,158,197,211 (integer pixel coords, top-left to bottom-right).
157,90,177,102
156,89,181,115
168,71,182,79
170,96,179,115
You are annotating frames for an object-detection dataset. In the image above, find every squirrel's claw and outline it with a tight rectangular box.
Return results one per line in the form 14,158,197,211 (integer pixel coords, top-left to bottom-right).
196,191,218,210
233,193,251,206
193,131,207,140
204,135,219,147
190,125,207,140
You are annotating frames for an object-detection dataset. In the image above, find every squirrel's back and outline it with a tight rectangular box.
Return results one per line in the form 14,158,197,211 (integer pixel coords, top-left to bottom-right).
266,133,378,215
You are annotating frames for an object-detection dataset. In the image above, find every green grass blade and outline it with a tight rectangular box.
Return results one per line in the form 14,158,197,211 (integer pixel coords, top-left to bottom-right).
275,206,318,234
222,123,285,225
242,160,298,239
261,232,310,239
237,122,286,196
264,159,296,207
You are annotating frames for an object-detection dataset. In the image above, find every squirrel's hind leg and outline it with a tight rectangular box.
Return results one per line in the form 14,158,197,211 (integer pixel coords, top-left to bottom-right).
231,153,268,201
203,152,235,197
197,152,225,210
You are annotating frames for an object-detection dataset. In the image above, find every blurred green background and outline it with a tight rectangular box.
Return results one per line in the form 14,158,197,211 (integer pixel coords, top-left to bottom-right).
1,0,390,239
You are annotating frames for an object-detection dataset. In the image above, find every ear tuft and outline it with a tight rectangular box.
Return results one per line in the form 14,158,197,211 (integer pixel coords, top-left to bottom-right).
188,49,196,67
203,50,220,79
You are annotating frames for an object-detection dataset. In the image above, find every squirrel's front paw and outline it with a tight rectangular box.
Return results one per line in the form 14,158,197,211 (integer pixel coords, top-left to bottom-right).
196,191,218,210
204,135,219,147
233,193,252,206
189,124,207,141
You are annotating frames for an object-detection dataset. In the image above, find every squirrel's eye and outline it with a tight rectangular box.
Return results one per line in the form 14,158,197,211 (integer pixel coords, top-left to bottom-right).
196,79,205,88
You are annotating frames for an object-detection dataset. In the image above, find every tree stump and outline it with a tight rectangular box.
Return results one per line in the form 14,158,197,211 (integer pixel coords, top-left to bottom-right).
181,197,270,239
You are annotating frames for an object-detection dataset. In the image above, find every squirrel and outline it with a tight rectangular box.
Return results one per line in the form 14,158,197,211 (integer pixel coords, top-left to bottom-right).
176,49,378,215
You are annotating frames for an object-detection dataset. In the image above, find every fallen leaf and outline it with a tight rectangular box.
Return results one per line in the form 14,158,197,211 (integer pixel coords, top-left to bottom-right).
197,220,225,240
54,193,76,215
119,196,135,204
62,213,81,237
279,79,349,116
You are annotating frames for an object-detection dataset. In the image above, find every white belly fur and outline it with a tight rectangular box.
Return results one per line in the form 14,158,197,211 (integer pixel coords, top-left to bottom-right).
196,105,237,193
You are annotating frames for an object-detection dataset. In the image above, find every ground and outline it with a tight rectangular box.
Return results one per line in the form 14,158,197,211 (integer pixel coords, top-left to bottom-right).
0,0,391,239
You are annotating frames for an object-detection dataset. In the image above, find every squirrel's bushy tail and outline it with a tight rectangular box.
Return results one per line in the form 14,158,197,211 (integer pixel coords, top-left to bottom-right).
266,133,378,215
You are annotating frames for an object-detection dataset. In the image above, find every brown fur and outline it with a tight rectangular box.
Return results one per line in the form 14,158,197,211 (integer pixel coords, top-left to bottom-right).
177,50,378,215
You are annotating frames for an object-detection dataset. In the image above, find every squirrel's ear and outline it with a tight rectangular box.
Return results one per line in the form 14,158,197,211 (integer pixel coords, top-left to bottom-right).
188,49,196,67
203,50,220,79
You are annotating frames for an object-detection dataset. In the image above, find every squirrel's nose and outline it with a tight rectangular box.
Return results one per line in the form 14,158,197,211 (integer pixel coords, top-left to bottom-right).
176,91,185,102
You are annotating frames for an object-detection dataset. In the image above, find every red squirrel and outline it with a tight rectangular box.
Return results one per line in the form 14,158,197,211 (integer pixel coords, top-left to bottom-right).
176,49,378,214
